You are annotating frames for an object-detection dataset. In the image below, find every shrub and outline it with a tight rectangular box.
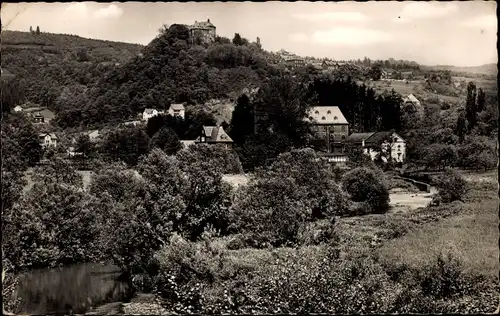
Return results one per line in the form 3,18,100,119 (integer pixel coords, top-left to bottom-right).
268,148,349,218
177,143,243,174
342,167,390,213
434,168,468,203
229,175,310,247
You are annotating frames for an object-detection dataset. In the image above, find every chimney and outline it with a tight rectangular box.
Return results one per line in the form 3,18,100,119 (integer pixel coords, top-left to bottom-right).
207,18,210,23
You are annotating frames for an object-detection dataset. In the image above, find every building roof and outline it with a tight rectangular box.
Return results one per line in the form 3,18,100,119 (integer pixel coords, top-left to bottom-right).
169,103,185,111
306,106,349,125
192,19,215,29
346,132,375,143
39,133,57,139
195,126,233,143
364,131,404,147
1,68,15,78
404,94,420,103
144,108,156,114
322,60,337,67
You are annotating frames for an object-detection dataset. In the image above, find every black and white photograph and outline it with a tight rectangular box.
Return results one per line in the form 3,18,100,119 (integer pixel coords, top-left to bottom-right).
1,1,498,315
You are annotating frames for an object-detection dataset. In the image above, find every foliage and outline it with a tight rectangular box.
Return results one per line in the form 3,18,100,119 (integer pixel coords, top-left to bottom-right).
308,77,402,133
31,158,83,187
267,148,349,218
74,134,94,157
150,126,183,155
434,168,468,203
229,94,253,145
342,167,390,214
177,143,243,175
3,182,103,270
229,175,310,247
99,125,150,166
457,136,497,171
1,114,43,167
421,144,458,170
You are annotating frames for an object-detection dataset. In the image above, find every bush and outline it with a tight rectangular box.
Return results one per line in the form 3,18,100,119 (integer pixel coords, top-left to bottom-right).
434,168,468,203
229,175,310,247
177,143,243,175
268,148,349,218
342,167,390,214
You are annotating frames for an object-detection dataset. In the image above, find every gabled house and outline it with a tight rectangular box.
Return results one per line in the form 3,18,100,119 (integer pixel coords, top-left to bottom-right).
347,131,406,163
22,107,55,124
322,60,338,71
403,94,421,108
39,133,58,148
142,108,165,121
168,103,186,119
194,125,233,149
13,105,23,112
0,68,15,81
305,106,349,163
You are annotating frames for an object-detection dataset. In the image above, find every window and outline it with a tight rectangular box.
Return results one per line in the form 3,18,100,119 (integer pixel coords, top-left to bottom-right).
327,110,331,114
309,116,314,121
334,116,338,120
315,111,319,115
321,116,326,120
341,126,346,132
397,145,401,151
341,135,346,141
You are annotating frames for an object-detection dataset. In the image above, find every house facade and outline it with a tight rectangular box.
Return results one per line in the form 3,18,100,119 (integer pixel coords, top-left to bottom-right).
347,131,406,163
39,133,58,148
306,106,350,163
194,125,233,149
168,103,186,119
142,108,165,121
187,19,216,44
13,105,23,112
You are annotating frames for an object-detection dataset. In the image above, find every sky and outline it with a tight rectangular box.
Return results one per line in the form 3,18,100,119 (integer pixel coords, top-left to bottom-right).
2,1,497,67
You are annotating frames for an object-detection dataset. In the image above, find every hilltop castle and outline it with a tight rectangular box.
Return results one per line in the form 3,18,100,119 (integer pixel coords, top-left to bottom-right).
185,19,216,45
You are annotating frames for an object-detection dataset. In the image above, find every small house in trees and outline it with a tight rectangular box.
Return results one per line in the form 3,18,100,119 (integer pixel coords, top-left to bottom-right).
13,105,23,112
194,125,233,149
38,133,58,148
347,131,406,163
403,94,421,108
168,103,186,119
142,108,165,121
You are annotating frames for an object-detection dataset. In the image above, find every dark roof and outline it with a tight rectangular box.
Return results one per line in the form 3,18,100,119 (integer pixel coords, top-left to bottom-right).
170,103,185,111
195,126,233,143
364,131,394,146
346,132,375,143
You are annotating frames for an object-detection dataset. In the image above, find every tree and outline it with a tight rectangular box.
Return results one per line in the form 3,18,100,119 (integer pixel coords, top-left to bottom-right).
75,134,94,158
465,82,477,131
342,167,390,213
29,26,33,33
476,88,486,113
268,148,349,219
36,26,40,35
455,110,468,143
32,158,83,188
369,66,382,81
434,168,468,203
229,94,254,145
232,33,247,46
150,126,183,155
100,126,150,166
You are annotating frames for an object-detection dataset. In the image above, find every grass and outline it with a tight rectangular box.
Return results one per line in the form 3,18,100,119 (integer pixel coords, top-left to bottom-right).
377,170,498,278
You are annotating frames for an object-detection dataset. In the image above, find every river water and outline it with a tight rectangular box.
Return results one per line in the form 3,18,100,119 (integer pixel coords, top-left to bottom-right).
7,263,132,315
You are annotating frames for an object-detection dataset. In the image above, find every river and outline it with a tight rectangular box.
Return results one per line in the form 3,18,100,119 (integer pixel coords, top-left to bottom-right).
7,263,132,315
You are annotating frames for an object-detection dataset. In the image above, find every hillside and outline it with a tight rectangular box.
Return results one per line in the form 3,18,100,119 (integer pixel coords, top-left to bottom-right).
54,24,281,128
1,30,144,113
423,63,497,76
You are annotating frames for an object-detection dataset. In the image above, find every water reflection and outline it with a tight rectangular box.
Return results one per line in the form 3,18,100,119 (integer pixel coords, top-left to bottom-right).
9,263,132,315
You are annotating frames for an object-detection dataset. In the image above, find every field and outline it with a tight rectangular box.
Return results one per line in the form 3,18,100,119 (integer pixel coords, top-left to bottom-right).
378,170,498,277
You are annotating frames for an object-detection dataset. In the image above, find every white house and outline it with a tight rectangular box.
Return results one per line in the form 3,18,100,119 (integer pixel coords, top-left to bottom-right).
142,108,165,121
13,105,23,112
347,131,406,163
38,133,58,148
168,104,186,119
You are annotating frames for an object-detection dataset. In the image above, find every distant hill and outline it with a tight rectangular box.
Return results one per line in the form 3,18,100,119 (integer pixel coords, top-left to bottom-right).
1,30,144,112
423,63,497,76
